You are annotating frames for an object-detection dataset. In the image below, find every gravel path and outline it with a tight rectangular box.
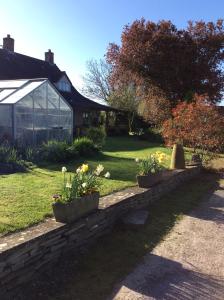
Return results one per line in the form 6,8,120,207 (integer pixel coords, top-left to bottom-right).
110,183,224,300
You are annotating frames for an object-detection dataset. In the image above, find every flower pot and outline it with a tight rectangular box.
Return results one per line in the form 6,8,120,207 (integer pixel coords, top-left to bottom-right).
52,192,100,223
137,172,162,188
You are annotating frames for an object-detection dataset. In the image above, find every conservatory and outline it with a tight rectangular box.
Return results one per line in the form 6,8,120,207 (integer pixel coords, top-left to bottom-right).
0,79,73,146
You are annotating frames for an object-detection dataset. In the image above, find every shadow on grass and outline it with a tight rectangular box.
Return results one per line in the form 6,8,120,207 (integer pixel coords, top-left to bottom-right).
37,152,138,183
19,171,220,300
103,136,164,152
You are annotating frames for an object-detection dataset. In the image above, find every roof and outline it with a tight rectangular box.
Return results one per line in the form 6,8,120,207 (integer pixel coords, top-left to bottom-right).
60,88,111,111
0,48,111,111
0,79,46,104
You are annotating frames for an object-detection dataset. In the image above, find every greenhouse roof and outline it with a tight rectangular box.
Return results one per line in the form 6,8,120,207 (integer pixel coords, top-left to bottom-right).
0,79,46,104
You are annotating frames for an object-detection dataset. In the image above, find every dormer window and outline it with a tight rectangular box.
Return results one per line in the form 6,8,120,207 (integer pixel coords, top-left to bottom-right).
58,81,71,92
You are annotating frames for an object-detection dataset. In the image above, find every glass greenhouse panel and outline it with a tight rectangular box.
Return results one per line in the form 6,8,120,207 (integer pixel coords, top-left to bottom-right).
33,82,47,114
0,105,13,142
9,80,73,146
15,94,34,145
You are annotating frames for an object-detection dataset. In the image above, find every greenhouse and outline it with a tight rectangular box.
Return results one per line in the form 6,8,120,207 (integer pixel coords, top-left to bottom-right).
0,79,73,146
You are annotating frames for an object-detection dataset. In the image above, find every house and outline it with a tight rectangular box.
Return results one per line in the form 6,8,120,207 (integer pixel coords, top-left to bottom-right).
0,78,73,145
0,34,111,140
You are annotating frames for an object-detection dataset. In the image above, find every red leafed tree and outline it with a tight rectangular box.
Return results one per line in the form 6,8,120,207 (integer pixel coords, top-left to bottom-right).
107,19,224,119
162,95,224,152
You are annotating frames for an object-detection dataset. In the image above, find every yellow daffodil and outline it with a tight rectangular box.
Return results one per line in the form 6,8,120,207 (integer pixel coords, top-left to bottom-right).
81,164,89,173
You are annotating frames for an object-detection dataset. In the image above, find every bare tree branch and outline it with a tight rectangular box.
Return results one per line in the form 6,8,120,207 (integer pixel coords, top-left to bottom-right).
82,59,112,101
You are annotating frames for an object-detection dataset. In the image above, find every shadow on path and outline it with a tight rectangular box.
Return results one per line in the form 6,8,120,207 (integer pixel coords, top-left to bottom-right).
111,254,224,300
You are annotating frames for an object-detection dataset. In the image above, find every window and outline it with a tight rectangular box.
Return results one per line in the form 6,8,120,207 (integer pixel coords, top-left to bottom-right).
83,112,90,126
58,81,71,92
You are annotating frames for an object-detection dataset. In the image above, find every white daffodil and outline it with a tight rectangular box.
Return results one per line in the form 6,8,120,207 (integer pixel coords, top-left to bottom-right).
135,158,140,163
62,166,67,173
82,182,87,188
95,164,104,176
66,182,72,189
76,167,81,174
104,172,111,179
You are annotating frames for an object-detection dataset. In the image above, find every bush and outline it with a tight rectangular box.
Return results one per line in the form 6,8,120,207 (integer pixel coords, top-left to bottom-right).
0,143,27,172
162,96,224,153
18,147,41,163
71,137,97,157
40,140,70,163
86,127,106,149
139,127,164,143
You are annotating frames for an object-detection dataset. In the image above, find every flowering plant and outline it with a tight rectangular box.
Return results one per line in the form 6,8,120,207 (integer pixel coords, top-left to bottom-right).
135,152,168,176
53,164,110,204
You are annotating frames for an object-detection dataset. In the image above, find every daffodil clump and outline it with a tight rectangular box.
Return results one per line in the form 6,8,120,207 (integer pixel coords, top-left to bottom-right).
135,151,168,176
53,164,110,203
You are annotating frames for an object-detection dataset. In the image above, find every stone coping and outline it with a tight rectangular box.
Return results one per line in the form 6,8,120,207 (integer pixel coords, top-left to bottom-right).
0,167,194,255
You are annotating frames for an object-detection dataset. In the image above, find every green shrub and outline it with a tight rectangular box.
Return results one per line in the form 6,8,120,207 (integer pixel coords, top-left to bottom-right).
0,142,27,172
40,140,70,162
86,127,106,149
18,147,41,163
67,145,79,159
139,127,164,143
71,137,97,157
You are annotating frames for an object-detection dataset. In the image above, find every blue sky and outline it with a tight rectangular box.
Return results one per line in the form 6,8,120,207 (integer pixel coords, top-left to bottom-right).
0,0,224,97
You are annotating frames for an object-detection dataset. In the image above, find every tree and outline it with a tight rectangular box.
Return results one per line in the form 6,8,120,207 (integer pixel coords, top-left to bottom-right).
108,86,139,132
82,58,112,101
138,85,171,125
162,95,224,153
107,19,224,107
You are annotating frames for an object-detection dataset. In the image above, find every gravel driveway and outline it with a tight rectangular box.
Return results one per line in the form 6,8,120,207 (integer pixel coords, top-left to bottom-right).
110,182,224,300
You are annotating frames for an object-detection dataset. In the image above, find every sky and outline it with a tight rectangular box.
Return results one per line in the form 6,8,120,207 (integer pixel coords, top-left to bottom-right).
0,0,224,102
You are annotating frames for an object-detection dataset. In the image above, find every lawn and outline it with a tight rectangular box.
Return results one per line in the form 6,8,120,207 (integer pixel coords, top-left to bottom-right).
0,136,171,236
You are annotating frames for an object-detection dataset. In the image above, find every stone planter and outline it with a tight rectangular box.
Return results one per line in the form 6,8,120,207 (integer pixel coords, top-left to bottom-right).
52,192,100,223
137,172,162,188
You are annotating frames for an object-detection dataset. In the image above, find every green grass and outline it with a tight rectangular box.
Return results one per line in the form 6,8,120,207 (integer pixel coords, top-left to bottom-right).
20,172,221,300
0,136,171,236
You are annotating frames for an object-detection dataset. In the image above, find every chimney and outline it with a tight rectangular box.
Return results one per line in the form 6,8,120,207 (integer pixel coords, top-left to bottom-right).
3,34,14,52
45,49,54,64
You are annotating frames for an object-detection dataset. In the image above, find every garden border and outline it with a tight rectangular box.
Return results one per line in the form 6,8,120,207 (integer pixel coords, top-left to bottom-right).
0,166,200,298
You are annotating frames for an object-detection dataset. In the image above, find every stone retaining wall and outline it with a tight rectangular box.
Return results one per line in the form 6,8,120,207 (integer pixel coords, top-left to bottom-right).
0,167,200,298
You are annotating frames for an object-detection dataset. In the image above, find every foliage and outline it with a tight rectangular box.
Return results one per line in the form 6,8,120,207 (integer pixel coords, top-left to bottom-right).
139,127,164,143
21,147,41,163
71,137,97,157
107,19,224,116
86,127,106,149
0,142,27,171
53,164,110,203
162,95,224,154
138,85,171,125
108,86,139,132
82,58,112,101
135,152,167,175
40,140,70,163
